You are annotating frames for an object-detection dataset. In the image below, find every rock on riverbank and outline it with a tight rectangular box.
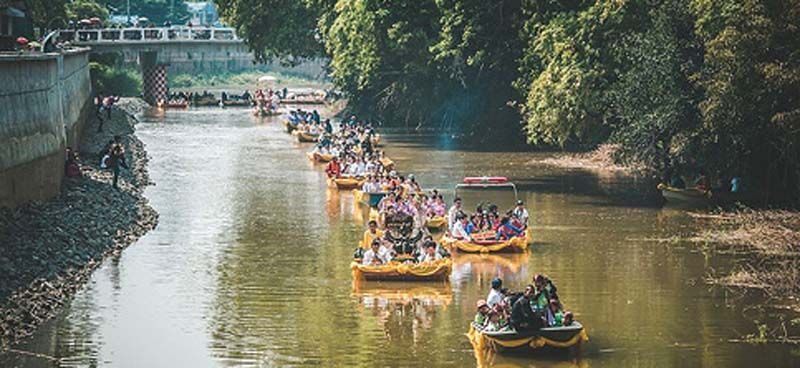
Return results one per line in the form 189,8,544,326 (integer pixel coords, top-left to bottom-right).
0,98,158,347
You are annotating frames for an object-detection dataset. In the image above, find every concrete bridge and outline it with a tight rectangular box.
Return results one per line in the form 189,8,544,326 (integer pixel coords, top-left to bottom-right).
49,27,254,104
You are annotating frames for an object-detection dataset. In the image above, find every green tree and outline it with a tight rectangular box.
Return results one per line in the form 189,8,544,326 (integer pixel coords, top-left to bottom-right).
66,0,110,21
606,0,701,171
691,0,800,197
215,0,327,62
517,1,629,147
23,0,68,33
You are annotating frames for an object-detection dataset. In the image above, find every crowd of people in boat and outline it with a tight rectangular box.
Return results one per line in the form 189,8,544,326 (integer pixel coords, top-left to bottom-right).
159,88,289,108
446,197,530,242
474,276,574,332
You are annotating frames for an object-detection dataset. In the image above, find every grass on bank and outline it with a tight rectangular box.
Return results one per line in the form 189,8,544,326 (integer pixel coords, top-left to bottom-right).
691,209,800,310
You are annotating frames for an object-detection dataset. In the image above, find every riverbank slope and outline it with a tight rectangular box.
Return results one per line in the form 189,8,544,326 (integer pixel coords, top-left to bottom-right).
0,99,158,347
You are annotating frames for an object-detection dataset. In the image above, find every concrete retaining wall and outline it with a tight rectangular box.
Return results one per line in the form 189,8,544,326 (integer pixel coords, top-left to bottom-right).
0,48,92,208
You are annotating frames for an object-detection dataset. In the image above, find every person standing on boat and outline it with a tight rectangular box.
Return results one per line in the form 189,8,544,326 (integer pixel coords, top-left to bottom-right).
513,200,529,227
487,278,504,307
447,197,463,229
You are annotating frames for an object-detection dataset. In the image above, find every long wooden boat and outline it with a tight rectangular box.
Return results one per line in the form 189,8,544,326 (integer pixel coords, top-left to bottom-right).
280,98,326,105
193,96,219,106
157,101,188,109
425,216,447,231
328,177,366,190
657,183,710,205
441,228,532,253
223,99,252,107
468,322,588,353
351,258,452,281
353,189,387,207
295,131,319,143
307,151,335,163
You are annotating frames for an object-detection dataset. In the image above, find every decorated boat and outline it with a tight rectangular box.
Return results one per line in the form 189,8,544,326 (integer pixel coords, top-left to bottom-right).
193,96,219,106
295,131,319,143
157,100,188,109
223,99,252,107
351,258,452,281
307,151,335,163
441,228,532,253
657,183,710,205
353,189,387,207
425,216,447,231
468,322,588,353
328,177,366,190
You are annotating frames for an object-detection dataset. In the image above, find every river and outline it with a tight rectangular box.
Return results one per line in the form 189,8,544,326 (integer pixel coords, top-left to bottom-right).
2,107,798,367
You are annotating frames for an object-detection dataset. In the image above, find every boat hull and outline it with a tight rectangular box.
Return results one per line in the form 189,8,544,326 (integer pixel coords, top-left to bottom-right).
351,259,452,281
425,216,447,231
468,322,588,353
353,190,386,207
329,177,365,190
442,228,532,253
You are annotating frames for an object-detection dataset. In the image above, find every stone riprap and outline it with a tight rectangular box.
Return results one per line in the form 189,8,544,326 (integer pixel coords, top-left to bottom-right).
0,99,158,347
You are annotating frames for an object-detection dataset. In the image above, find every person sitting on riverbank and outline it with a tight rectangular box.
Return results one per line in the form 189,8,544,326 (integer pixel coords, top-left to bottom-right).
65,147,81,178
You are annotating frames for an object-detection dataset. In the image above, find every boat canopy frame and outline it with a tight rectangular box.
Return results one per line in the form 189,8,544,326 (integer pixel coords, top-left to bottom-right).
454,177,518,201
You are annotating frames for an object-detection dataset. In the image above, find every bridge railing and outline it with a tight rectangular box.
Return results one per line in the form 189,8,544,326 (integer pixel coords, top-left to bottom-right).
55,27,239,44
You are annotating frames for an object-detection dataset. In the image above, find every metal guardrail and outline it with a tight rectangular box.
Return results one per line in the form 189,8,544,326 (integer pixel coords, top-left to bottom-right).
53,27,240,45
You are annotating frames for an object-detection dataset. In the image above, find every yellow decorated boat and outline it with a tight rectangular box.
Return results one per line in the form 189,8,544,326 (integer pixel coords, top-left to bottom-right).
441,228,532,253
295,131,319,143
425,216,447,231
468,322,587,354
307,151,334,163
351,259,452,281
328,177,366,190
657,183,711,206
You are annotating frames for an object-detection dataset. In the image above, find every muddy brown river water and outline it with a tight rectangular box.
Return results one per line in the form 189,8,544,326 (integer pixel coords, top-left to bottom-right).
2,107,798,367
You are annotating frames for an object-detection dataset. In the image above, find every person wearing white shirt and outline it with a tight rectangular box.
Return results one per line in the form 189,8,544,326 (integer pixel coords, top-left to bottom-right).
418,242,443,263
513,200,529,227
486,278,504,307
450,215,471,241
447,197,463,229
362,241,386,266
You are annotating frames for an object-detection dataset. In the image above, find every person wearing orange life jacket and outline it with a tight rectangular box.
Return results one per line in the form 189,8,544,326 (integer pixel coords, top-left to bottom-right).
325,157,341,178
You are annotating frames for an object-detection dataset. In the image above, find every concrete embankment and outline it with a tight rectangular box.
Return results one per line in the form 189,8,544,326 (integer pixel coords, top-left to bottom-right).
0,98,158,347
0,48,93,208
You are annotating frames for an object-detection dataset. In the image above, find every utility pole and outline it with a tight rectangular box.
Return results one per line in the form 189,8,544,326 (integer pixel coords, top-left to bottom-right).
127,0,131,25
